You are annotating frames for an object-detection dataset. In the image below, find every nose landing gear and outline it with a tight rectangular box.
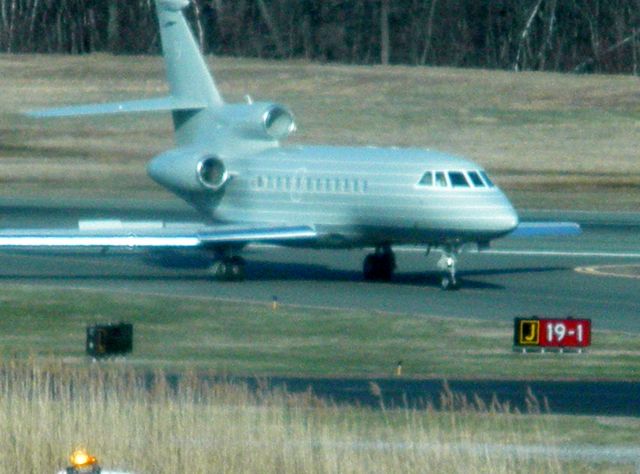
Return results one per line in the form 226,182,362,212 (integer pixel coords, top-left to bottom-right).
437,245,460,290
363,244,396,281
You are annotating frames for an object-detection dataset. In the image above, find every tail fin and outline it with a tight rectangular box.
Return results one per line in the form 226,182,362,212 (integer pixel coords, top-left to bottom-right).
156,0,223,107
26,0,221,146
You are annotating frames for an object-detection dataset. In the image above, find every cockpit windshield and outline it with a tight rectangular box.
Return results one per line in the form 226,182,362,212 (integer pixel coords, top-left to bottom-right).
417,170,495,189
480,171,495,187
435,172,447,187
448,172,470,188
418,171,433,186
467,171,485,187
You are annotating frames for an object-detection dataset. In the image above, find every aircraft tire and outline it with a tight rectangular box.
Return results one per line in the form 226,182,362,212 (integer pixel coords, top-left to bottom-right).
211,261,228,280
227,256,246,281
212,257,246,281
440,275,460,291
379,253,394,281
363,254,393,281
363,254,377,280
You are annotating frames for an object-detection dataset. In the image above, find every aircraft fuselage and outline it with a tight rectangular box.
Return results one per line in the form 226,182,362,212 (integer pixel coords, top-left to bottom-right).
175,145,519,249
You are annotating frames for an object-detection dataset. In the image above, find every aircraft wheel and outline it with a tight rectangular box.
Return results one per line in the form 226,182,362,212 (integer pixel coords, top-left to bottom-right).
211,261,228,280
378,253,394,281
227,256,246,281
440,275,460,291
363,254,378,280
211,257,246,282
363,254,393,281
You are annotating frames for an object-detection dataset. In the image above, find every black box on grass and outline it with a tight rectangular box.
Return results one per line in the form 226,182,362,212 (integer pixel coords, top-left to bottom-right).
86,322,133,358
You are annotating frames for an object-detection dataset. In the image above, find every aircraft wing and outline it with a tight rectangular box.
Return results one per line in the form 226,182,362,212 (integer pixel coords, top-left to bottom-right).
26,96,206,119
0,223,317,248
508,222,581,238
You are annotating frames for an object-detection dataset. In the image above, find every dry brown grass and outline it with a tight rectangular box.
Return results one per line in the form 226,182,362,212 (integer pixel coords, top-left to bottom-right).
0,357,618,474
1,54,639,208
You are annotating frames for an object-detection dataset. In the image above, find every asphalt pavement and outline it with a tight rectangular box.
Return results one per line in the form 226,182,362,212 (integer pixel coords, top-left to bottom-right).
0,197,637,332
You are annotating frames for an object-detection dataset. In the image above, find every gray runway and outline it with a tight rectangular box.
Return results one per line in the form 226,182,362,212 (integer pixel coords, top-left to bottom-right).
0,198,638,331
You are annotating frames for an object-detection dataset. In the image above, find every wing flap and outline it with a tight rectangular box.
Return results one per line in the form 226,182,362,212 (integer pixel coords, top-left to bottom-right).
26,96,207,119
509,222,581,238
0,224,317,248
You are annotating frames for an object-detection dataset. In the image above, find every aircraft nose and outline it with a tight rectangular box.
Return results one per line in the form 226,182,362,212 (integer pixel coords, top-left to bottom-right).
498,204,519,234
480,199,519,237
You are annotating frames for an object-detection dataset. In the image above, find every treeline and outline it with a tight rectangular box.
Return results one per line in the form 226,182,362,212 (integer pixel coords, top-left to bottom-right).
1,0,639,74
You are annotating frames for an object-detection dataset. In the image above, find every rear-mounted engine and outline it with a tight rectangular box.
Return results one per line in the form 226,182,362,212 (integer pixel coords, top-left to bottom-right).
147,149,229,193
222,102,296,141
262,105,296,140
197,156,228,190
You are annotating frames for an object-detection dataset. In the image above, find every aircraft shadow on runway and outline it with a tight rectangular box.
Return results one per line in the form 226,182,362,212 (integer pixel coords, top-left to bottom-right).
244,261,572,290
0,256,571,292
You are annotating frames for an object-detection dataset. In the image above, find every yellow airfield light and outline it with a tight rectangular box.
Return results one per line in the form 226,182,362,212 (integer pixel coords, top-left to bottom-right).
69,449,97,468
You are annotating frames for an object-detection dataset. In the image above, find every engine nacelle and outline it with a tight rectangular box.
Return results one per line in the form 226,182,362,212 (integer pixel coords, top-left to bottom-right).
196,156,227,190
222,102,296,141
147,148,228,193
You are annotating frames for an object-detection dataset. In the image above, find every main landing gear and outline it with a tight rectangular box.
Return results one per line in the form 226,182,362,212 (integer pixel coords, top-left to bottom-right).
363,244,395,281
210,255,246,281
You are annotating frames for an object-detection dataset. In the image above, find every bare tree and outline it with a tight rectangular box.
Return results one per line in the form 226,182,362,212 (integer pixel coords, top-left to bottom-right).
420,0,438,65
2,0,640,74
257,0,285,57
574,27,640,72
537,0,557,70
191,0,205,53
380,0,389,64
514,0,544,71
5,0,17,52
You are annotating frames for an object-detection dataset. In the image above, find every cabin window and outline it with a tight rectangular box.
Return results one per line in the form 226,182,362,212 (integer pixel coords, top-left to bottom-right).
256,176,264,189
353,180,359,192
335,178,342,192
296,177,302,190
362,180,368,192
480,171,495,187
344,178,351,192
316,178,323,192
326,178,333,192
467,171,485,187
435,172,447,187
448,171,470,188
418,171,433,186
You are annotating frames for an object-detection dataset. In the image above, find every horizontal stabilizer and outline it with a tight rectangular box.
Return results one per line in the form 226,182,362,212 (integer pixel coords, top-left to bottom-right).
0,224,317,248
509,222,581,238
26,96,206,119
